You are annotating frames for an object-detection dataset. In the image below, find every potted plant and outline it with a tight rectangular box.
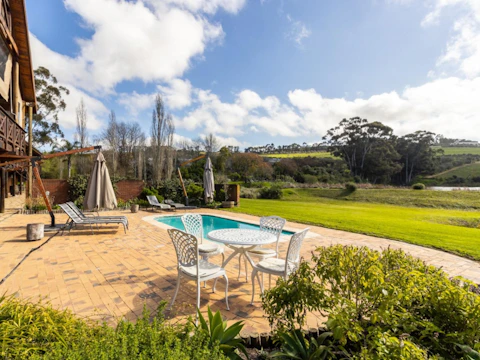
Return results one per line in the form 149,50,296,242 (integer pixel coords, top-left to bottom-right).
221,184,235,208
130,199,139,213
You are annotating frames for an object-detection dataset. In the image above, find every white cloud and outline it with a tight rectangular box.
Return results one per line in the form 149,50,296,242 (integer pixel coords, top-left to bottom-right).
419,0,480,78
158,78,193,109
57,85,109,131
285,14,311,46
147,0,246,15
31,0,236,95
288,77,480,139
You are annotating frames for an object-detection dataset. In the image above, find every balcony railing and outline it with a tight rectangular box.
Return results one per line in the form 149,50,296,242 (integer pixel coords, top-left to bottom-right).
0,107,25,155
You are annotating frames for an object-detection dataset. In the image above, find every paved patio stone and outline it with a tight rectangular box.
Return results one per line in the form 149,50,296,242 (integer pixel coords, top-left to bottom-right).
0,208,479,336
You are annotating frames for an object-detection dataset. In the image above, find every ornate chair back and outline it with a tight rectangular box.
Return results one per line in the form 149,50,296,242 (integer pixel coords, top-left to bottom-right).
182,214,204,243
259,216,286,254
168,229,199,278
284,228,309,276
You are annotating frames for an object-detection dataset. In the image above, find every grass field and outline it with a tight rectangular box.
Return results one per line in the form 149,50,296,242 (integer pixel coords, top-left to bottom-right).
285,188,480,209
432,162,480,179
433,146,480,155
262,152,334,158
224,189,480,260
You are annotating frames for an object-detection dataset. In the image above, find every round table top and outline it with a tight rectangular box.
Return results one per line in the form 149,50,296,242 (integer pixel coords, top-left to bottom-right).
207,229,277,246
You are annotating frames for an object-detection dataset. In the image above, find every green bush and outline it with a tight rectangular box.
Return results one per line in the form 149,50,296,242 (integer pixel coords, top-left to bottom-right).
116,198,131,208
259,185,283,199
215,188,226,202
195,307,248,359
186,183,204,202
412,183,426,190
345,182,357,192
0,295,228,360
157,179,184,203
240,187,258,199
141,187,164,202
262,245,480,359
68,174,89,202
303,174,318,184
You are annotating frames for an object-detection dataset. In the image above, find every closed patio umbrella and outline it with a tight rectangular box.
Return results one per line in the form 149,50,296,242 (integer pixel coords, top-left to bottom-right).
83,152,117,210
203,157,215,203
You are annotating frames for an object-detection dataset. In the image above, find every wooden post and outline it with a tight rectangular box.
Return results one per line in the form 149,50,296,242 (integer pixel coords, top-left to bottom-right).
177,168,189,205
32,161,55,227
11,171,16,196
27,105,33,199
0,168,5,213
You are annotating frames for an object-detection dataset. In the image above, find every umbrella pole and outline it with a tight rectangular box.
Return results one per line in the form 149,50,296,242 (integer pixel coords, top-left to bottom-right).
31,159,55,227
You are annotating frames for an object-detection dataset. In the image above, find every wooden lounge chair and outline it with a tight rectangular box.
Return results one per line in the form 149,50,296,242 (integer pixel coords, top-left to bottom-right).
59,203,128,234
66,202,129,229
147,196,174,211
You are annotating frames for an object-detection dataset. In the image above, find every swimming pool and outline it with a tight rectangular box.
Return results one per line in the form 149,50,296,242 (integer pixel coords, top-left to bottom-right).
155,215,294,239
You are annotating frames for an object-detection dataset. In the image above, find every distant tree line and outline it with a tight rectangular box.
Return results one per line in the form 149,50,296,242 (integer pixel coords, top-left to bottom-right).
245,142,327,154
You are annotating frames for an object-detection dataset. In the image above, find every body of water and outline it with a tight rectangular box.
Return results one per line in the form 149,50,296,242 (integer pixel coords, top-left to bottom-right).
156,215,294,239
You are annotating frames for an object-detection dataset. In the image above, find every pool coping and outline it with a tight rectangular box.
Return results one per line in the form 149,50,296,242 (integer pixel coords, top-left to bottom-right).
142,212,316,241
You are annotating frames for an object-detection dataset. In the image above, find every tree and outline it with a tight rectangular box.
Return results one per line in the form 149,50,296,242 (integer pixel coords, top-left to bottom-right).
396,131,440,184
96,110,118,178
53,139,80,179
215,146,231,173
230,153,265,182
197,133,220,153
151,94,175,184
74,99,89,174
324,117,400,182
32,67,70,147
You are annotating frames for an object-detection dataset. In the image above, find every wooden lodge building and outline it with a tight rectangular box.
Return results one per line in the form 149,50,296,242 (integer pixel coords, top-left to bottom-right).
0,0,37,212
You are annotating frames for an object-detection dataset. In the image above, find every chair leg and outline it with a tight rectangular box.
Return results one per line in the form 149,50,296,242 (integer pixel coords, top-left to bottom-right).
251,269,257,304
269,274,272,289
224,274,230,310
237,254,242,281
168,273,181,310
244,256,249,282
261,272,264,288
196,279,201,310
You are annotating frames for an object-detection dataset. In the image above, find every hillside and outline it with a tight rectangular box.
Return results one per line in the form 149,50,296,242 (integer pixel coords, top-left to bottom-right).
261,151,333,158
433,147,480,155
432,162,480,179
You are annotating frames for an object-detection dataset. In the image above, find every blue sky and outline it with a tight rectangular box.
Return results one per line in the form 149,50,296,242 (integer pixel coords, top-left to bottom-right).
26,0,480,148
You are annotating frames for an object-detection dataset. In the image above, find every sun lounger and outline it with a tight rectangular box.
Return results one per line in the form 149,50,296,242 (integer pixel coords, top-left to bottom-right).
164,199,197,210
147,196,174,211
66,202,129,229
59,203,128,234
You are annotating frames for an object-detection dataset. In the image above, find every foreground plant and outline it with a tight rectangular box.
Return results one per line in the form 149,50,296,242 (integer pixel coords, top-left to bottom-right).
262,245,480,359
0,295,227,359
271,330,336,360
195,307,248,360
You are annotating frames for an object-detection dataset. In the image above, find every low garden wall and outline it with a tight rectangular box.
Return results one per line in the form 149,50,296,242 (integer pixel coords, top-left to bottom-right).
32,179,145,204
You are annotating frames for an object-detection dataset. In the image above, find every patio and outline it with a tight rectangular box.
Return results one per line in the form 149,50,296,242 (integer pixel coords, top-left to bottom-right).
1,208,480,336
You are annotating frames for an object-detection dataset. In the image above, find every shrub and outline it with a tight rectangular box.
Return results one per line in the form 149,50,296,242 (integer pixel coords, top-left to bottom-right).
262,245,480,359
186,183,204,202
141,187,164,202
412,183,426,190
0,295,229,359
68,174,89,202
240,187,258,199
24,196,48,211
214,188,226,202
116,198,131,208
303,174,318,184
259,185,283,199
345,182,357,192
157,179,183,203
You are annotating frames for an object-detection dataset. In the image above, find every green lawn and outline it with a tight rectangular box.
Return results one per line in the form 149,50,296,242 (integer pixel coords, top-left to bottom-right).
432,162,480,179
262,152,334,158
433,146,480,155
286,188,480,209
224,189,480,260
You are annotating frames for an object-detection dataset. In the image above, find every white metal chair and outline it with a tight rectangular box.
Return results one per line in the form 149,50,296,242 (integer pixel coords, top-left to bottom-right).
239,216,286,282
181,214,225,263
250,228,309,304
167,229,229,312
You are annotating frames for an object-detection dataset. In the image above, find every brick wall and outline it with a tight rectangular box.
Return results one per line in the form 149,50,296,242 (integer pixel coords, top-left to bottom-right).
115,180,144,201
32,179,70,204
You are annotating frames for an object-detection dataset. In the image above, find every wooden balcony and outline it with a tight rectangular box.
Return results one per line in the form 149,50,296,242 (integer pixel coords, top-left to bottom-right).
0,107,25,156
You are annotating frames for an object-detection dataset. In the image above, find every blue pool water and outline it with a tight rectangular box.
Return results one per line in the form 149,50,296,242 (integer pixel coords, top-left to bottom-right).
155,215,294,239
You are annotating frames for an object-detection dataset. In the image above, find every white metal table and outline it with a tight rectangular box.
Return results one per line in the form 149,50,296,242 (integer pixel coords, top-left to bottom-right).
208,228,277,282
